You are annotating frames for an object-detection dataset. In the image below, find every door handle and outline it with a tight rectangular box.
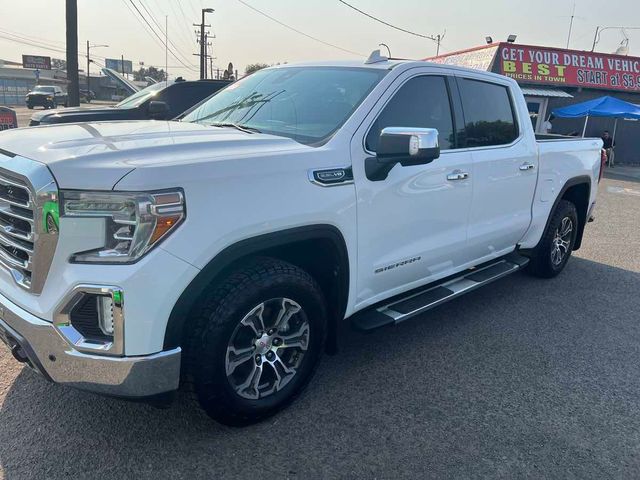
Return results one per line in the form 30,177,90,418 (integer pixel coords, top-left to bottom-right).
519,162,536,171
447,170,469,181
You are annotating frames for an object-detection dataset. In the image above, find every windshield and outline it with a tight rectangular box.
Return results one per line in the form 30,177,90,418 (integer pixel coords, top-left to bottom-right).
182,67,387,145
33,86,55,93
116,81,170,109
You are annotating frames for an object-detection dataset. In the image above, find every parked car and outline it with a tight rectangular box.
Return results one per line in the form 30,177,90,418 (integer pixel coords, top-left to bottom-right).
29,79,230,126
0,57,602,426
25,85,67,109
79,89,96,103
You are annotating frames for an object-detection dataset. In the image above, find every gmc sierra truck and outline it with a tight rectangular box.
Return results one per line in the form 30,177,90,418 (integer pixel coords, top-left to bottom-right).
0,54,601,425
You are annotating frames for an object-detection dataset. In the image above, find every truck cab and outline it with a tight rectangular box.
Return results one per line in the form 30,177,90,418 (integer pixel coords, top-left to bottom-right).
0,56,601,425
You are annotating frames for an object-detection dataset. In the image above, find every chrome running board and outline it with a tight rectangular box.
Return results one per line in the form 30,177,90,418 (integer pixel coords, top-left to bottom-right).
351,252,529,332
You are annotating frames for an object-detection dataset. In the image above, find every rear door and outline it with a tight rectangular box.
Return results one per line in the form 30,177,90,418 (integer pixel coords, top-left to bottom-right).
455,75,538,261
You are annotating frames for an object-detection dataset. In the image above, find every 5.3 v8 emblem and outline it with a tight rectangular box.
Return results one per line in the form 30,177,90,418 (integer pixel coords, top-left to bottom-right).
309,167,354,187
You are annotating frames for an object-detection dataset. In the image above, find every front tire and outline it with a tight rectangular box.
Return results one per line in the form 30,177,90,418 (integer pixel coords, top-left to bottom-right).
186,258,327,426
526,199,578,278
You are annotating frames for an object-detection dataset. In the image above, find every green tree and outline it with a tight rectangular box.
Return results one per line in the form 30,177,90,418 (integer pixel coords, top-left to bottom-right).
133,66,167,82
244,63,269,75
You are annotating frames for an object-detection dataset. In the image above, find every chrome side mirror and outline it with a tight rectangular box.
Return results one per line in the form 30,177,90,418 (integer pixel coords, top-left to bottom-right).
366,127,440,181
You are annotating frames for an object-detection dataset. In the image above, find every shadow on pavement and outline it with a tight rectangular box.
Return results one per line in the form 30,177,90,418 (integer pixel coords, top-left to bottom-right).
1,256,639,479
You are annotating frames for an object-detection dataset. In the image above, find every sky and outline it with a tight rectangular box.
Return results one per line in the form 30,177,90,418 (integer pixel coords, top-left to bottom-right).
1,0,639,80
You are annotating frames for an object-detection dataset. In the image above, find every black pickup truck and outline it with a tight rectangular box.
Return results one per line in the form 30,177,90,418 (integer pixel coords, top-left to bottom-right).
29,79,230,126
26,85,68,109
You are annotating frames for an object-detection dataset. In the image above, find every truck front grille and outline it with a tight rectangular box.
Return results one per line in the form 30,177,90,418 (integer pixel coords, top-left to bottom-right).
0,172,35,287
0,154,59,293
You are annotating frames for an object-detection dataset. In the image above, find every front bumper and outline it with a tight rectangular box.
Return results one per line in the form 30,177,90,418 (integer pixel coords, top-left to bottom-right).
26,96,52,107
0,291,181,398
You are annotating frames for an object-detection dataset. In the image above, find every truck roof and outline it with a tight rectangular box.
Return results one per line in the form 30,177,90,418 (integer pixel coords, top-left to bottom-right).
270,58,516,85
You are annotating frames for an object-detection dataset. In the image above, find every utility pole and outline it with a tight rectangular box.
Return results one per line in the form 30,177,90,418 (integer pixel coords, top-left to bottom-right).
566,1,576,49
121,54,125,76
86,40,90,95
165,15,168,81
86,42,108,101
66,0,80,107
196,8,214,80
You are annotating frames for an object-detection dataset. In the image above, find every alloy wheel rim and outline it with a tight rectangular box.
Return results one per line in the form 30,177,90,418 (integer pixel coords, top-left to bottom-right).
225,298,310,400
551,217,573,266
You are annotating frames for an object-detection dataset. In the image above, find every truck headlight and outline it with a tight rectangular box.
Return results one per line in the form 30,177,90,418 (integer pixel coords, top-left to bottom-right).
60,189,185,263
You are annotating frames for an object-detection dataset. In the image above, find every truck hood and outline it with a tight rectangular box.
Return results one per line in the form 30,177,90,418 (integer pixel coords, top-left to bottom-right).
0,121,305,189
31,106,120,123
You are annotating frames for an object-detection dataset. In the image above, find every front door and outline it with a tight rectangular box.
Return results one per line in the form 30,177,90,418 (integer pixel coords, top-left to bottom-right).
351,72,474,309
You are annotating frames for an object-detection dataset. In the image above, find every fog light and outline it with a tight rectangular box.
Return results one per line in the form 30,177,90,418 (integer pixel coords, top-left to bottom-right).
54,285,125,355
97,296,115,336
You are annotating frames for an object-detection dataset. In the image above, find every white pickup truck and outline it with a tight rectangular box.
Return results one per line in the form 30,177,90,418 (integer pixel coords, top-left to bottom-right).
0,54,601,425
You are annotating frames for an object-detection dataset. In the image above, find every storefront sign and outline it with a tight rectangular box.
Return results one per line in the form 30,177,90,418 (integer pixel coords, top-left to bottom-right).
22,55,51,70
0,107,18,131
498,44,640,92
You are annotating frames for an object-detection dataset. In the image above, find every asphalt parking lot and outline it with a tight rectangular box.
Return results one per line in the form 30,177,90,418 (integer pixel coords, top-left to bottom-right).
0,172,639,479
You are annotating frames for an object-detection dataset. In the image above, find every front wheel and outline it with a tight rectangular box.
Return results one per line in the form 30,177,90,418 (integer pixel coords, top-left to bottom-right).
186,258,327,426
526,199,578,278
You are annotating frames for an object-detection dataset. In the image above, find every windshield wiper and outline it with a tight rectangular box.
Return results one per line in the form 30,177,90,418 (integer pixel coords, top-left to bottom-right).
210,122,261,134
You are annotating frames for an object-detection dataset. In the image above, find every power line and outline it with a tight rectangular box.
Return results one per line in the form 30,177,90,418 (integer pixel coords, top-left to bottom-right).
0,33,66,55
122,0,167,52
126,0,198,71
169,0,201,53
337,0,440,41
138,0,198,68
0,28,66,47
235,0,363,56
0,30,109,64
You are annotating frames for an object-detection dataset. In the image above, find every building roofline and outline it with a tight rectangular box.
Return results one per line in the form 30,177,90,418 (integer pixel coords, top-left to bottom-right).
423,43,499,61
428,41,640,62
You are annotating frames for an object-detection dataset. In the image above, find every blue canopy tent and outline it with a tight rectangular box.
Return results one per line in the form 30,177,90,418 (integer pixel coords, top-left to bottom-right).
552,95,640,140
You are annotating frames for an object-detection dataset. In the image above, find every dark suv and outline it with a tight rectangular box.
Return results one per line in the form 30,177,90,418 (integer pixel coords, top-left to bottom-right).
29,79,230,126
26,85,68,109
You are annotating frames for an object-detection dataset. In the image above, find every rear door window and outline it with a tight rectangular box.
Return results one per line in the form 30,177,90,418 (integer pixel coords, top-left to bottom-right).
366,75,455,152
457,78,518,147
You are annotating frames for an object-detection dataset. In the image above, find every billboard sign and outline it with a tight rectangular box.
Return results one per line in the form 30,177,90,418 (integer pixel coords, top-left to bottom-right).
498,43,640,92
105,58,133,74
22,55,51,70
0,107,18,131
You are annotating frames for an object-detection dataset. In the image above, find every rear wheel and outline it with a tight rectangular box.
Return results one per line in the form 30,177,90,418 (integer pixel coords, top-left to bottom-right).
186,258,327,426
526,199,578,278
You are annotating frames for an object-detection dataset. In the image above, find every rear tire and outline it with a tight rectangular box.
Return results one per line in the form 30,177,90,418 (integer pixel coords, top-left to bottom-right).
185,257,327,426
526,199,578,278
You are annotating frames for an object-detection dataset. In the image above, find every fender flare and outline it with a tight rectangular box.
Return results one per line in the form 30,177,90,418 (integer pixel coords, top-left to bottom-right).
163,224,350,350
536,175,592,251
